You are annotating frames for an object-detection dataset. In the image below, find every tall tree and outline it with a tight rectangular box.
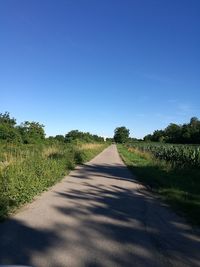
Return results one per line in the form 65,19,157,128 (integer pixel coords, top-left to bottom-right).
165,123,182,143
18,121,45,144
114,126,130,143
143,117,200,144
0,112,16,126
0,112,21,142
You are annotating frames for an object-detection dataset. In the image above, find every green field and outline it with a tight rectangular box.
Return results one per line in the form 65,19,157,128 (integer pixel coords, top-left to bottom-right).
118,144,200,226
127,142,200,168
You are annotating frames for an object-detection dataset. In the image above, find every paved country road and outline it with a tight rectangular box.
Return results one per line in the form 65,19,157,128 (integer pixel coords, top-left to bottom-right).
0,145,200,267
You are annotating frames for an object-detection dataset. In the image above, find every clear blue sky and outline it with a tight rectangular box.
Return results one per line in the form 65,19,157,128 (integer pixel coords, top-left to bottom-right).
1,0,200,138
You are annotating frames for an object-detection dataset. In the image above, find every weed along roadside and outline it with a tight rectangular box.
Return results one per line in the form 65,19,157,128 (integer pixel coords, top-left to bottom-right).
0,142,108,221
117,144,200,226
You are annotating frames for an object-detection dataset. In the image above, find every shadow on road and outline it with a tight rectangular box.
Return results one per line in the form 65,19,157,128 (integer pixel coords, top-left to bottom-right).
0,218,61,266
0,163,200,267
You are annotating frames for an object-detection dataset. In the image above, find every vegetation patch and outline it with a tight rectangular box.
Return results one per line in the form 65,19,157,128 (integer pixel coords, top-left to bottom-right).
117,144,200,226
0,111,109,220
0,143,108,220
126,142,200,169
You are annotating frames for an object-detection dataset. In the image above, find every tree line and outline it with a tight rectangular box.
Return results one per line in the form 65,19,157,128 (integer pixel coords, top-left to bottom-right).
50,130,104,143
0,112,104,144
2,112,199,145
112,118,200,145
144,117,200,144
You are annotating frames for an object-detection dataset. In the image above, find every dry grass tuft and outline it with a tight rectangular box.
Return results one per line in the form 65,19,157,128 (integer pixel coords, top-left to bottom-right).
80,143,102,150
42,146,61,158
128,147,153,161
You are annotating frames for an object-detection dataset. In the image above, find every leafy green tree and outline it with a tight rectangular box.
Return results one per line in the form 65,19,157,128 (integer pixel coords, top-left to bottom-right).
143,134,153,142
55,135,65,143
65,130,104,143
188,117,200,143
0,112,16,126
150,130,165,142
114,126,130,143
0,112,21,142
143,117,200,144
106,138,114,143
65,130,82,143
164,124,182,143
0,124,22,143
18,121,45,144
190,117,199,126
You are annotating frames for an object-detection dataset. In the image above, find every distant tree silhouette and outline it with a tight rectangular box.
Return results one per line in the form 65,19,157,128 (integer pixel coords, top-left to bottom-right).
114,127,130,143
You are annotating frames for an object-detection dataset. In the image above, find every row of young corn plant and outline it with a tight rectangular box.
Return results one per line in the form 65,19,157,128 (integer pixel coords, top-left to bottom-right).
127,142,200,168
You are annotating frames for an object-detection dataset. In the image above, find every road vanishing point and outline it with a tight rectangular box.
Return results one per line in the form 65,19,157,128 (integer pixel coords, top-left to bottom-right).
0,145,200,267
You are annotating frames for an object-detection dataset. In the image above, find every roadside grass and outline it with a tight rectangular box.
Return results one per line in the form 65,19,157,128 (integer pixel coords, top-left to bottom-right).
117,144,200,226
0,142,108,220
80,143,103,150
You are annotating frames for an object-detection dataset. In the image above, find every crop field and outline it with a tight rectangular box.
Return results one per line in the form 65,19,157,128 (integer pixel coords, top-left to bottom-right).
118,143,200,225
0,142,107,220
127,142,200,168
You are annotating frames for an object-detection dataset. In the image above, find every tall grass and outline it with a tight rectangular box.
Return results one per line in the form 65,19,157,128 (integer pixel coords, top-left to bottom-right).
0,142,108,220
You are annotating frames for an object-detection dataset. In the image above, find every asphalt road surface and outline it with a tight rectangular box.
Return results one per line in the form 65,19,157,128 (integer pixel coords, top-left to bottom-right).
0,145,200,267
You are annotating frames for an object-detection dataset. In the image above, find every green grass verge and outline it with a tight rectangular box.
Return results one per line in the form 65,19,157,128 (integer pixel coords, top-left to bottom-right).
0,143,108,220
117,144,200,226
